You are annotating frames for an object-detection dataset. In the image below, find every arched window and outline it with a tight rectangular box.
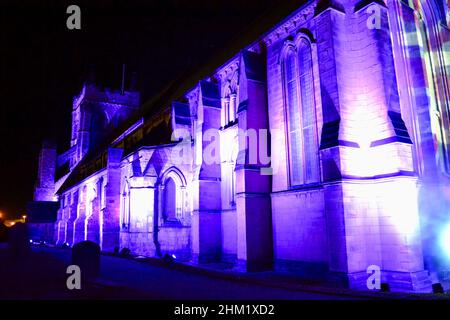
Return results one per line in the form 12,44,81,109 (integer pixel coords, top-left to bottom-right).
283,39,319,187
222,96,230,126
284,48,303,186
229,93,237,123
221,75,239,127
416,6,450,175
163,177,177,221
121,182,130,230
160,168,186,223
222,86,237,126
298,39,320,183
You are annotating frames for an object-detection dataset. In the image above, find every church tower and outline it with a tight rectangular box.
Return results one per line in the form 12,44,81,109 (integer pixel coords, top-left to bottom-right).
34,140,57,202
69,76,140,168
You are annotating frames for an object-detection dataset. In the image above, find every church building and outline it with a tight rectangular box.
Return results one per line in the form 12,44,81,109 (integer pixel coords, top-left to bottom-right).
32,0,450,292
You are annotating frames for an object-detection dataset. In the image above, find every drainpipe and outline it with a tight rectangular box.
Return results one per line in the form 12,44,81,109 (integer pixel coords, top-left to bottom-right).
153,181,162,257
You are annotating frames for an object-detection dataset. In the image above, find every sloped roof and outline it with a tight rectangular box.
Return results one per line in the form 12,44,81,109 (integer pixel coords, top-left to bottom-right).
57,0,310,193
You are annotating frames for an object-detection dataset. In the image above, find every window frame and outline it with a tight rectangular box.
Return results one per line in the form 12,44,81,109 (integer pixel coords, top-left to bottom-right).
162,177,178,222
159,167,187,226
281,36,320,188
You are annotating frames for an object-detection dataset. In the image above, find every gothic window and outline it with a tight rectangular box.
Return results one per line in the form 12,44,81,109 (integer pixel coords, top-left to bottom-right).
447,3,450,27
223,97,230,126
161,169,186,223
282,39,319,187
284,47,303,186
298,39,320,183
163,177,177,221
101,182,106,210
415,6,450,175
222,75,238,127
121,183,130,230
229,93,237,123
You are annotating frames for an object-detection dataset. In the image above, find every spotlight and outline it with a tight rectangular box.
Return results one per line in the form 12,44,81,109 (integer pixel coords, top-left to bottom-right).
380,283,390,292
163,253,175,265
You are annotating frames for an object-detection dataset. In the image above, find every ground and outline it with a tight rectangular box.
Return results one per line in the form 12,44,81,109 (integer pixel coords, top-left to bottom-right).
0,244,447,300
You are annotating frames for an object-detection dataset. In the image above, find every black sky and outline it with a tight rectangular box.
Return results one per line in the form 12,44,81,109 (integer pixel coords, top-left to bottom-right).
0,0,281,218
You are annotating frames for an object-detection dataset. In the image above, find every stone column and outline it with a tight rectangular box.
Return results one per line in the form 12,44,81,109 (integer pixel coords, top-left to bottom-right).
102,148,123,252
55,204,67,246
317,0,431,291
66,190,79,246
86,178,103,244
190,81,223,263
73,186,87,245
235,50,273,272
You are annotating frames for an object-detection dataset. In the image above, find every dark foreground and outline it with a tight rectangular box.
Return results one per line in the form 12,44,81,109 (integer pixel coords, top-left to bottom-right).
1,245,448,300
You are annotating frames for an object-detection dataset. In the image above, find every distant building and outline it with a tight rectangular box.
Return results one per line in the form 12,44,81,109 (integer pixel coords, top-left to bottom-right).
33,0,450,292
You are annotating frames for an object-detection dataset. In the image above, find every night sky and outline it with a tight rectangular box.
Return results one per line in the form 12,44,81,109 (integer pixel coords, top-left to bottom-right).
0,0,285,218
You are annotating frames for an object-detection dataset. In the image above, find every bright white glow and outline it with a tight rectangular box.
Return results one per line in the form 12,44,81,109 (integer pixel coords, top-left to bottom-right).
441,224,450,259
380,179,420,235
352,94,376,150
171,254,177,259
129,188,153,230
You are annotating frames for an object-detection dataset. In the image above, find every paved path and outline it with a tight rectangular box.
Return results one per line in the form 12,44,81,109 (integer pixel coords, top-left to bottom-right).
93,255,357,300
2,246,447,300
1,246,366,300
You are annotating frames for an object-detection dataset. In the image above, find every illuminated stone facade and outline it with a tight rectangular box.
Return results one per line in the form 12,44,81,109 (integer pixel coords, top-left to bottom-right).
34,0,450,292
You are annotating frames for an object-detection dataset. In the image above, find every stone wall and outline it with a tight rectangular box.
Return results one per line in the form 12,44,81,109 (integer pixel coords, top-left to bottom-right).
271,188,327,264
39,0,450,292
